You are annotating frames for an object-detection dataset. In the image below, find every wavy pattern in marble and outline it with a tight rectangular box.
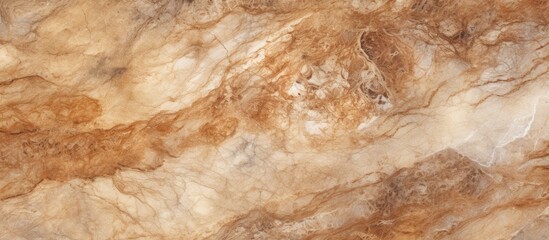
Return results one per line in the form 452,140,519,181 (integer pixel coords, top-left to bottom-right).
0,0,548,239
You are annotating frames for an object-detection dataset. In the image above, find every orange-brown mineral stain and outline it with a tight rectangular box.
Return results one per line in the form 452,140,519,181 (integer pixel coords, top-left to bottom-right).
50,95,102,124
0,76,242,199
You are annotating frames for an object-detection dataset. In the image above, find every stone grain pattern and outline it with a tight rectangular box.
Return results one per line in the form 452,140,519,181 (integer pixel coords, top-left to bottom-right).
0,0,548,239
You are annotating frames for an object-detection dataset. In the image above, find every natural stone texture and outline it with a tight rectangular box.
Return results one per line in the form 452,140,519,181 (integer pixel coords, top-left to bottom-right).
0,0,548,239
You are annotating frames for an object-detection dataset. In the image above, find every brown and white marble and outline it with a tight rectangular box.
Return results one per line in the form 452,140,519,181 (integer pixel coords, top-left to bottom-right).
0,0,548,239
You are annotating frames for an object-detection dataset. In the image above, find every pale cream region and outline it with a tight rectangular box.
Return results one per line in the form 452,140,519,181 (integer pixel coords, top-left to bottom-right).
0,0,548,239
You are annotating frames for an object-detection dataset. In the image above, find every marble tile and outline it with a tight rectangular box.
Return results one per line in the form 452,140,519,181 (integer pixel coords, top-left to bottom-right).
0,0,548,239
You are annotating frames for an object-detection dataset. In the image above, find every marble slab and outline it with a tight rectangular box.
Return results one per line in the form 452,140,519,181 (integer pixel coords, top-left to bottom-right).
0,0,548,239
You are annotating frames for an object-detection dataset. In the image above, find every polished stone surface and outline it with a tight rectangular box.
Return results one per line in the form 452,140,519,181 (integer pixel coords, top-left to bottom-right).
0,0,548,239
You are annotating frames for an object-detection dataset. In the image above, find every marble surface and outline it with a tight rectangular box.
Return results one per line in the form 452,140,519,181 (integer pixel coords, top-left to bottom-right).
0,0,548,239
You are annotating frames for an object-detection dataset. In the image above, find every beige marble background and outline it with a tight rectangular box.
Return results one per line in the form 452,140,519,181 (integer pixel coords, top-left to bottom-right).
0,0,548,239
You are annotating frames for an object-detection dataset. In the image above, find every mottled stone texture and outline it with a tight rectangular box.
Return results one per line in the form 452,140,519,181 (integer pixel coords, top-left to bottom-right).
0,0,548,239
